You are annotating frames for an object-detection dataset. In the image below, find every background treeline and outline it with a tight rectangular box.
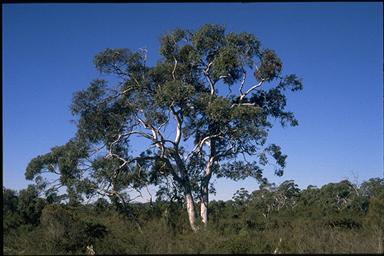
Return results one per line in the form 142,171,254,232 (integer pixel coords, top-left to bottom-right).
3,178,384,254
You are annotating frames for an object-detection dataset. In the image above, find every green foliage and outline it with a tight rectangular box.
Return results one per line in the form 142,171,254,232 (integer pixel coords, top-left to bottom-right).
206,96,232,122
217,161,263,181
155,80,195,107
365,191,384,230
17,185,46,226
94,48,146,77
25,140,88,182
192,24,225,60
255,49,282,82
25,24,304,233
3,178,384,254
3,188,22,232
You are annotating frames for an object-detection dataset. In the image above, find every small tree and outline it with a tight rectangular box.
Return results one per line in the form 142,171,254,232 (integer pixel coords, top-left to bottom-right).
26,24,302,231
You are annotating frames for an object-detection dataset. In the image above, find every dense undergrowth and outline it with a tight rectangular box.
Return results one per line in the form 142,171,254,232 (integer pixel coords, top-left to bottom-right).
3,178,384,254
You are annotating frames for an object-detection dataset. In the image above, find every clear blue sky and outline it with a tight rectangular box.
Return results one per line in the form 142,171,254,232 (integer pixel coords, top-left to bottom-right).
3,3,383,200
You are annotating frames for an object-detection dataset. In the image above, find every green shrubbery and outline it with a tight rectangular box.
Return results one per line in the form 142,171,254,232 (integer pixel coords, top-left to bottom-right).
3,178,384,254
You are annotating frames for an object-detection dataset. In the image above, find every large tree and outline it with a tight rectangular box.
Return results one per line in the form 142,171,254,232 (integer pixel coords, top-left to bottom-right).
26,24,302,231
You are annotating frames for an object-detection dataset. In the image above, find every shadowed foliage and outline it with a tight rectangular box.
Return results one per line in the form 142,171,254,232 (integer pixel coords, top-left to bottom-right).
3,178,384,254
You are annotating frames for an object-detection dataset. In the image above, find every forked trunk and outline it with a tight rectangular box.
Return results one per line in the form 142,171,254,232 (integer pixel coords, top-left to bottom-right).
173,153,198,232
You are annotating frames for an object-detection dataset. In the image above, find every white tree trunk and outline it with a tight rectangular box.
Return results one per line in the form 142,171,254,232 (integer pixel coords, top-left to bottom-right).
200,187,208,226
173,153,198,232
185,192,198,232
200,160,213,227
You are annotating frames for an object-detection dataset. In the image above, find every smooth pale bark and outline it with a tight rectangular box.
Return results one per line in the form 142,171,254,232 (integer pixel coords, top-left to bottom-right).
200,183,209,226
174,153,199,232
185,192,198,232
200,157,214,227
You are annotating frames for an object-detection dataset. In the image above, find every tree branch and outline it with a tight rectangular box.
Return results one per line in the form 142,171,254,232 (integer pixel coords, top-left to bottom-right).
239,79,265,101
186,133,223,161
230,102,256,108
172,57,178,80
239,72,247,96
170,106,182,146
204,61,215,95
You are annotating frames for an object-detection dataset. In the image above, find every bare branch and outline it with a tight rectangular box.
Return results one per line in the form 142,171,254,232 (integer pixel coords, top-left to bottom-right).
239,79,265,101
105,134,123,158
157,115,169,131
170,106,182,145
172,57,178,80
123,130,154,141
186,133,223,161
112,63,129,78
204,61,213,73
107,152,128,168
132,77,141,87
239,72,247,95
101,86,133,107
244,79,265,96
145,185,153,204
204,61,215,95
230,102,256,108
132,115,175,158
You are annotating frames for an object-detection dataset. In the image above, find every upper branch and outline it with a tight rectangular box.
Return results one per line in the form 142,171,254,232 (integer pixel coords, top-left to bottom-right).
185,133,223,161
172,57,178,80
203,62,215,95
170,106,183,146
239,79,265,102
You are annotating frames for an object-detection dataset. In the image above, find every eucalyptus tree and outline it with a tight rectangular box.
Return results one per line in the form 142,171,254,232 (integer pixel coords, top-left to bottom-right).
25,24,302,231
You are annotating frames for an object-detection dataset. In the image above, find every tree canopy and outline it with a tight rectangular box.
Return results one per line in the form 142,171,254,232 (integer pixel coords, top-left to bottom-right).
26,24,303,231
